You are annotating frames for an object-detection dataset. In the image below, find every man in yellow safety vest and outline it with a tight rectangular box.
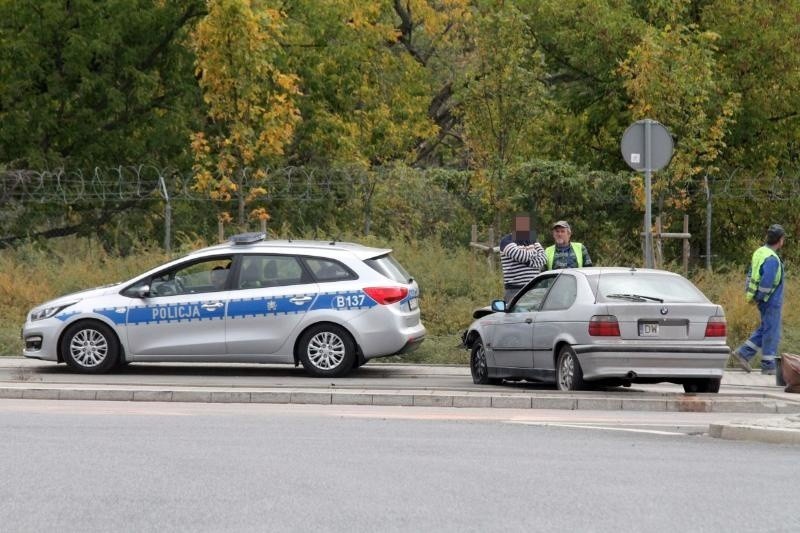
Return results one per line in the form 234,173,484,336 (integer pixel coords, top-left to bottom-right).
544,220,592,271
732,224,786,375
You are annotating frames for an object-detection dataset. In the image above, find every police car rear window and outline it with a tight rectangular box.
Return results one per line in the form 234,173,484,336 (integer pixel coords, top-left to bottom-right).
365,254,412,284
303,258,357,283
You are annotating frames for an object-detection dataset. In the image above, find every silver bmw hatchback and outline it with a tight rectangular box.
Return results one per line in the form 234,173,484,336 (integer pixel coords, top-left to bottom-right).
463,268,730,393
22,233,425,377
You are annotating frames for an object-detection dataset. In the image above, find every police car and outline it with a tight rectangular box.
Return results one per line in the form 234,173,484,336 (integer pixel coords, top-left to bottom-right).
21,233,425,377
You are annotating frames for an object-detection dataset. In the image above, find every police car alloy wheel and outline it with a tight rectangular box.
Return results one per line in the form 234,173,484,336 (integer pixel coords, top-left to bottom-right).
298,324,356,377
60,321,120,373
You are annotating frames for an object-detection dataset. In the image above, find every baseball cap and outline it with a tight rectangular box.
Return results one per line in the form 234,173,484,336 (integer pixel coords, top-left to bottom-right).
767,224,786,241
552,220,571,231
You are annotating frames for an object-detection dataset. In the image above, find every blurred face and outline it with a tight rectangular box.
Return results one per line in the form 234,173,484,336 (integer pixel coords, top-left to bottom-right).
552,227,571,246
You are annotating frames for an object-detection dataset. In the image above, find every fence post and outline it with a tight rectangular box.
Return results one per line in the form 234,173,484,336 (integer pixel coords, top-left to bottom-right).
164,201,172,255
487,228,495,272
218,220,224,243
682,215,690,276
471,224,478,244
654,216,663,268
158,175,171,255
260,218,267,235
705,175,712,271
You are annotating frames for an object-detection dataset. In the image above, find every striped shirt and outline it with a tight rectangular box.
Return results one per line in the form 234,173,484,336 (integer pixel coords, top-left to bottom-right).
501,242,546,287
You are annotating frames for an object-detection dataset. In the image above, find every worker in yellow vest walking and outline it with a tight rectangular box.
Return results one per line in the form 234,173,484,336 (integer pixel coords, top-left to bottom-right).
732,224,786,375
545,220,592,270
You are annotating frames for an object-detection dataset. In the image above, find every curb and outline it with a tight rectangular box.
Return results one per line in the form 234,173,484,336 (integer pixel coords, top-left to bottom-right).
2,385,800,414
709,422,800,445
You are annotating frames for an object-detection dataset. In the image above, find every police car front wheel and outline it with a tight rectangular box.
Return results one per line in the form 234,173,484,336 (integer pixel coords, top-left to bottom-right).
298,324,356,377
60,321,120,374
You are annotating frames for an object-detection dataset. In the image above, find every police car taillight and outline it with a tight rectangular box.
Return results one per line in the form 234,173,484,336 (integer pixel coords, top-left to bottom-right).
363,287,408,305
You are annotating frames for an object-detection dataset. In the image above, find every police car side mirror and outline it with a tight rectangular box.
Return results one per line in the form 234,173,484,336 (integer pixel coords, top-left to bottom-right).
491,299,506,313
134,284,150,299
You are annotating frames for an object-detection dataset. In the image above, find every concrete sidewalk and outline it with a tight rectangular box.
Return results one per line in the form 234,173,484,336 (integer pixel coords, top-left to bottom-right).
710,414,800,445
3,357,800,444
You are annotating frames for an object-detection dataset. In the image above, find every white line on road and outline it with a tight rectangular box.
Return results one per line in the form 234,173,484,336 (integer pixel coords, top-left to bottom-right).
506,421,691,436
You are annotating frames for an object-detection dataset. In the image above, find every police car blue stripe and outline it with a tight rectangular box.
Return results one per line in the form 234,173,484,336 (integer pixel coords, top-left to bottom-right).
310,290,377,311
227,294,315,319
127,301,225,325
94,308,127,325
54,310,80,322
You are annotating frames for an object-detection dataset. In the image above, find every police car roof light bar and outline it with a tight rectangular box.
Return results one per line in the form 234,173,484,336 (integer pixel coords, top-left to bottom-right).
229,232,267,245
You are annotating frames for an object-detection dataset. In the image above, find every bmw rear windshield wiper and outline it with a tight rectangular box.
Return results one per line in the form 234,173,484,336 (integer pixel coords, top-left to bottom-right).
605,293,664,303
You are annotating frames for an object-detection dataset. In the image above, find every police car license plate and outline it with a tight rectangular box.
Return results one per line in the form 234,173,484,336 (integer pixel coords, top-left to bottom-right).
408,297,419,311
638,322,659,337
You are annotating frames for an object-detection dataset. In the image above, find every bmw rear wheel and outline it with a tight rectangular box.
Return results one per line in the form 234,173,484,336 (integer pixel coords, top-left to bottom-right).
470,340,501,385
60,321,119,374
556,345,585,391
298,324,356,378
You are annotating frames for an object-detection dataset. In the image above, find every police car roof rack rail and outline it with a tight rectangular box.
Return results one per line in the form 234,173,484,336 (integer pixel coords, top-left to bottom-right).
229,232,266,245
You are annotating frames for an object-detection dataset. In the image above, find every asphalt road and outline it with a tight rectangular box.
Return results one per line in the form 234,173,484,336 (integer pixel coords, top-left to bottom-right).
2,400,798,533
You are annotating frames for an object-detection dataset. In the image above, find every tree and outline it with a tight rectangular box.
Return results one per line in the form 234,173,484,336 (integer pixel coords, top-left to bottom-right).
459,2,551,227
0,0,205,244
191,0,300,227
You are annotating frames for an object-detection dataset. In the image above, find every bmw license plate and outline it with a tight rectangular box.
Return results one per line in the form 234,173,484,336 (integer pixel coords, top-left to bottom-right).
408,297,419,311
639,322,659,337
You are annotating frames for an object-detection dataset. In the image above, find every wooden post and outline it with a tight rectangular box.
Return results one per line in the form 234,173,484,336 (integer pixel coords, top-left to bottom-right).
682,214,690,276
487,228,495,271
218,220,224,243
471,224,478,244
260,218,267,235
654,216,663,269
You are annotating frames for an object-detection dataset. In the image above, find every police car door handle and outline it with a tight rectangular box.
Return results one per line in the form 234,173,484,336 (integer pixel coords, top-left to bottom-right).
201,301,224,310
290,296,312,305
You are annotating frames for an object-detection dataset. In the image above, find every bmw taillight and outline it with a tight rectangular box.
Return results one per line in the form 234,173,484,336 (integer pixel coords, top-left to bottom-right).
705,316,727,337
589,315,620,336
363,287,408,305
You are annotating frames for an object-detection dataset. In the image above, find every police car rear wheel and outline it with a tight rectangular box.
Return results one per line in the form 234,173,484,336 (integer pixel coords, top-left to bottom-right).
298,324,356,377
61,321,119,374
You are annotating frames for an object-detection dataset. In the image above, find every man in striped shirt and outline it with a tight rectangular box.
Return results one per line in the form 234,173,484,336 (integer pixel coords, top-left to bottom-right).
500,233,546,302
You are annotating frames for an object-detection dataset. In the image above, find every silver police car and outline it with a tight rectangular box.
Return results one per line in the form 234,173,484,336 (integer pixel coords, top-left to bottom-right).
22,233,425,377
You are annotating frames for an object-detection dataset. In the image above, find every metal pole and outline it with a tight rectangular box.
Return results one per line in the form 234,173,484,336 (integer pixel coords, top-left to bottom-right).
704,174,712,271
158,176,171,255
683,214,690,276
644,120,654,268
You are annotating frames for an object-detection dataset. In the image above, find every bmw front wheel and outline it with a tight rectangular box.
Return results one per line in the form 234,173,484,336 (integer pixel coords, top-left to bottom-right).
470,339,501,385
298,324,356,378
556,345,585,391
60,321,120,374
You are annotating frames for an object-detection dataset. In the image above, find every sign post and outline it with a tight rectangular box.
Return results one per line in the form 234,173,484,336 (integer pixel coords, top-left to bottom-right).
621,119,674,268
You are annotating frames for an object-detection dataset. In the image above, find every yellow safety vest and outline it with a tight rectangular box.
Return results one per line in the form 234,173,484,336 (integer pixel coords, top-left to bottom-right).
545,242,584,270
746,246,782,302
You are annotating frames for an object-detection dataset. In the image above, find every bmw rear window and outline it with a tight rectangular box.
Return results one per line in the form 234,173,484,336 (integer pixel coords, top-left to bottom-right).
596,273,708,303
365,254,412,284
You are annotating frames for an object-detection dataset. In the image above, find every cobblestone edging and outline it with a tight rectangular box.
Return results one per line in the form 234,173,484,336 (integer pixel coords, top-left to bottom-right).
2,385,800,414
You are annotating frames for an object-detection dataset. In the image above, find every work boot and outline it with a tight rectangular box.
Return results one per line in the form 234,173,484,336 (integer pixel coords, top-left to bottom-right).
731,350,752,373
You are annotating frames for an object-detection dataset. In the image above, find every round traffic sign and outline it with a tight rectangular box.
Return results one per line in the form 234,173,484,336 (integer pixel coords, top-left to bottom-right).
620,119,674,172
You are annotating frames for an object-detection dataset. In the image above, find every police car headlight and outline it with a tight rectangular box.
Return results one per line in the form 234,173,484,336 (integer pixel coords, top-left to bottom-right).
30,302,78,321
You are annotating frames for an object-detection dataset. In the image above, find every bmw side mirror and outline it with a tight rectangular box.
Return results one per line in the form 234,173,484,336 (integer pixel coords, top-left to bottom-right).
491,299,506,312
